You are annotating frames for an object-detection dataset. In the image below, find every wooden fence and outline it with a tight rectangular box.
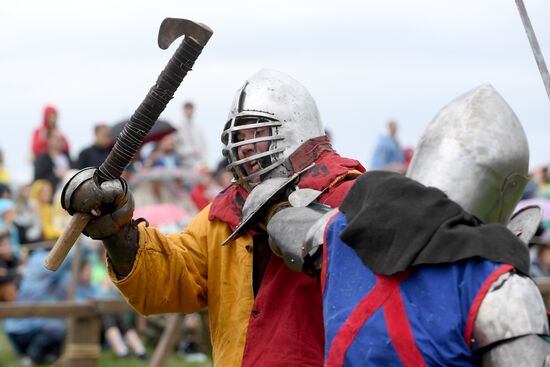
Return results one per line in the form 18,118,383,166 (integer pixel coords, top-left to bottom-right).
0,240,192,367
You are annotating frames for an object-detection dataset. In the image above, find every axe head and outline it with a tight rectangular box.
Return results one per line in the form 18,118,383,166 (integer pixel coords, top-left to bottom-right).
158,18,213,49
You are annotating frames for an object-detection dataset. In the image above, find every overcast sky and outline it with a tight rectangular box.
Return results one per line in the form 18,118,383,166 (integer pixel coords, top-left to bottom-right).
1,0,549,183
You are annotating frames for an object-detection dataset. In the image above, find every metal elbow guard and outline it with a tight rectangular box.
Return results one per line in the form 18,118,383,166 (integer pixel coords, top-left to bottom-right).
267,207,324,272
267,206,337,272
473,271,549,350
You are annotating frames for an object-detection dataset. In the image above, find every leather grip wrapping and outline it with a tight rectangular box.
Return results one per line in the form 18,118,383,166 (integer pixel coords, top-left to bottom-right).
96,36,204,182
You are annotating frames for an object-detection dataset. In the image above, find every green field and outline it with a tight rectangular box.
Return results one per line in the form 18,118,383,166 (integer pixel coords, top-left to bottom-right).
0,324,211,367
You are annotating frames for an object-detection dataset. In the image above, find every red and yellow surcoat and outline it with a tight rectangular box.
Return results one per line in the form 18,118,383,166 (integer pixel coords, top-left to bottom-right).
109,148,364,366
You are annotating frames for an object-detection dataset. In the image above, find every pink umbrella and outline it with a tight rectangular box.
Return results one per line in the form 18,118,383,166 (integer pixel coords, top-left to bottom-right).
134,203,191,227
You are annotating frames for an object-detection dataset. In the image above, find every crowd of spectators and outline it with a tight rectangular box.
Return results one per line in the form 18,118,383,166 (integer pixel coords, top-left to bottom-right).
521,165,550,279
0,101,223,365
5,102,550,364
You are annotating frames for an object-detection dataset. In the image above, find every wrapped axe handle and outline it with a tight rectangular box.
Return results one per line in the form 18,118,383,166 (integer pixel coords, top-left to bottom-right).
44,19,213,271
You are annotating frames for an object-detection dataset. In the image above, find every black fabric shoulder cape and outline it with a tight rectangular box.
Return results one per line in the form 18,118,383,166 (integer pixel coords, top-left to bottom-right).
339,171,530,276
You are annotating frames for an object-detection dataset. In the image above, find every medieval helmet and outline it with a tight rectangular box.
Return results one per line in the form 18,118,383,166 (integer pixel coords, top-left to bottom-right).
221,69,325,191
406,84,529,224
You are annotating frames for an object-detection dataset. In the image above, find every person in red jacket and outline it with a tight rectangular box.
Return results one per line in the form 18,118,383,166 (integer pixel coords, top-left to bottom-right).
31,105,70,159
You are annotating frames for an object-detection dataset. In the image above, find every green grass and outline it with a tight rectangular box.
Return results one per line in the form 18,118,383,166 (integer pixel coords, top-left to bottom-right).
0,323,211,367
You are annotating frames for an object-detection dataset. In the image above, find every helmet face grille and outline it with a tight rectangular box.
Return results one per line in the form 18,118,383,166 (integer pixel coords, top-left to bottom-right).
221,69,326,191
222,116,285,189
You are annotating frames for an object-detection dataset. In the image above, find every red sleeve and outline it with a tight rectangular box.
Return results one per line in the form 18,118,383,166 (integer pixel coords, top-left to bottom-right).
318,180,356,208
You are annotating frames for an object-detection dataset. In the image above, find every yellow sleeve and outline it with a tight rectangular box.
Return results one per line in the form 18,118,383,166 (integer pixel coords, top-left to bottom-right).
109,206,211,315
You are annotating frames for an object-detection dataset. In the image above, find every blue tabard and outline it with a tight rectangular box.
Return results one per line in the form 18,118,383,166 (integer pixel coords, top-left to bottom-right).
322,212,512,367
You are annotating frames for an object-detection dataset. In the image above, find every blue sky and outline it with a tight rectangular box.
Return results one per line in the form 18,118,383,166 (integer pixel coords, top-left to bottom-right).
1,0,549,183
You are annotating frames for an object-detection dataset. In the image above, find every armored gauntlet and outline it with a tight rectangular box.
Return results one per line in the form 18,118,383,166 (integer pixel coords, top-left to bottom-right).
62,168,138,276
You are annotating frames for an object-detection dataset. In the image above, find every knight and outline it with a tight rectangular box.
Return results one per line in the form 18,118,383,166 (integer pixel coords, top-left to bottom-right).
240,84,550,365
63,69,365,366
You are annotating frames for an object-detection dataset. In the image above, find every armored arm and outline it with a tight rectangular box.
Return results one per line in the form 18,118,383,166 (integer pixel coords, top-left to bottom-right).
473,271,550,366
228,176,338,276
266,204,337,275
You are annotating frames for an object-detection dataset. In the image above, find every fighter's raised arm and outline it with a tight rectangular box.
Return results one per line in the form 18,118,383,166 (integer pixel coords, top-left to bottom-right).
45,18,213,272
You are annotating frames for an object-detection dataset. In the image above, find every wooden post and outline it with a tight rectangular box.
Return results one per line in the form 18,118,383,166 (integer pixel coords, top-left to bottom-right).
150,314,183,367
0,300,131,367
67,242,82,301
62,242,98,367
62,316,102,367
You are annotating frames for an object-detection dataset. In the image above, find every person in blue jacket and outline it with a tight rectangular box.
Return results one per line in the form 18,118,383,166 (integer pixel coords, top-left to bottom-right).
4,249,71,365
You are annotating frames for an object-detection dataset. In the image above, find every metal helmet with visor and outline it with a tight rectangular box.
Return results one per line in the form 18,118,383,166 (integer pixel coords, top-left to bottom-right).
221,69,324,191
406,84,529,224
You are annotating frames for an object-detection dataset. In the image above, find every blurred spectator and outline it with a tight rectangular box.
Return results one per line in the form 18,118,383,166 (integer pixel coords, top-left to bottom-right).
0,200,20,302
0,232,17,302
121,149,143,183
145,313,206,363
215,158,233,188
76,124,112,169
190,159,232,211
189,168,215,211
175,101,207,168
79,254,147,360
34,128,74,191
178,313,207,362
31,105,70,159
30,180,61,240
370,120,405,173
402,146,414,172
534,166,550,199
531,230,550,278
143,132,181,169
13,184,42,245
51,169,79,234
4,249,71,365
0,183,11,199
0,149,10,184
0,198,21,260
136,133,200,207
